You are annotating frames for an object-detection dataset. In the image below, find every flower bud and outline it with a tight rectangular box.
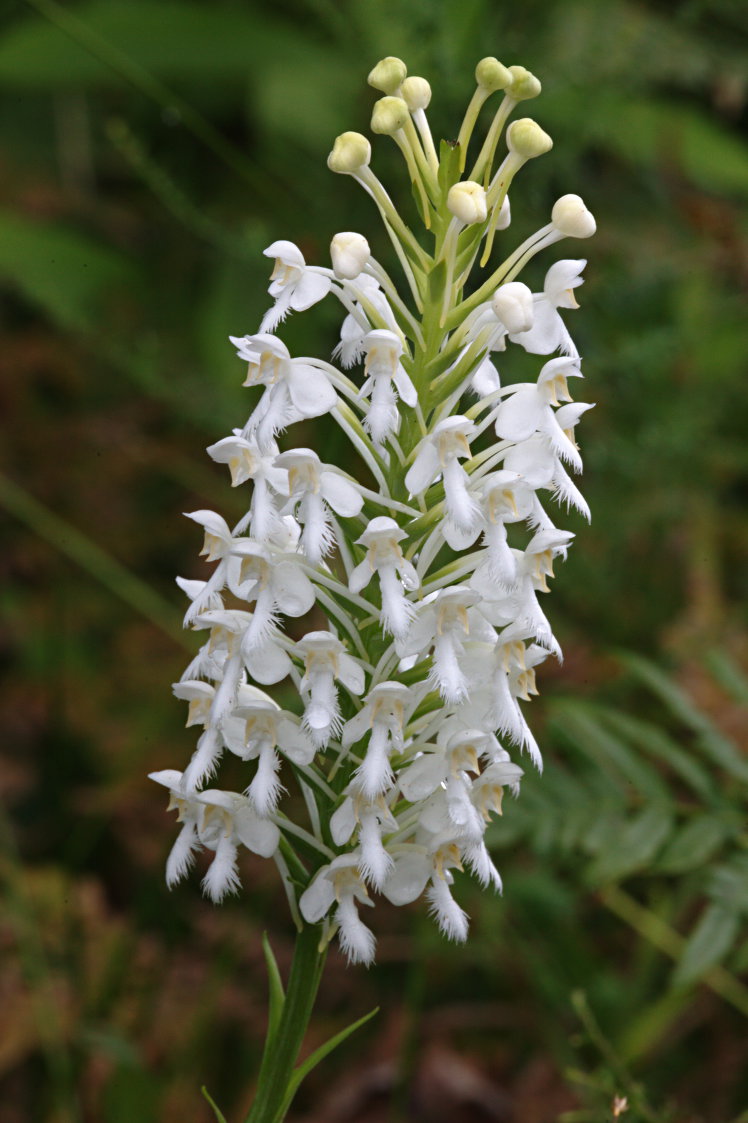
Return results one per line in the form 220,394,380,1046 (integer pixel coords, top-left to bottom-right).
475,57,511,92
551,194,597,238
506,65,542,101
506,118,552,159
401,76,431,111
492,281,534,334
367,56,407,95
371,96,410,136
330,232,371,279
327,132,371,174
447,181,487,225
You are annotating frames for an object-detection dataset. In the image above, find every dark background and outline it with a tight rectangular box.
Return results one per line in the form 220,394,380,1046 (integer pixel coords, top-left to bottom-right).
1,1,748,1120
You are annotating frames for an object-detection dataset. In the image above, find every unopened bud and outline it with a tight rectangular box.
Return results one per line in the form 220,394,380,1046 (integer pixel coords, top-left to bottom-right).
330,232,370,279
447,181,487,225
401,76,431,111
506,65,542,101
475,57,511,92
328,132,371,174
506,118,553,159
551,194,596,238
368,56,407,95
371,96,410,135
492,282,534,334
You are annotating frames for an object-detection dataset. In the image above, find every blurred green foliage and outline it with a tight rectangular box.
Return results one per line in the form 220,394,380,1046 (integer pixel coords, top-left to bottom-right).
1,0,747,1120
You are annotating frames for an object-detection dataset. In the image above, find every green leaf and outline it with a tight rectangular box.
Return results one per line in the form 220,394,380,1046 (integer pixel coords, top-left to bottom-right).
599,709,718,804
586,805,674,885
262,932,286,1044
704,649,748,705
672,903,740,989
277,1006,380,1119
201,1086,228,1123
655,816,729,875
708,856,748,915
550,700,672,802
618,653,748,783
0,210,135,331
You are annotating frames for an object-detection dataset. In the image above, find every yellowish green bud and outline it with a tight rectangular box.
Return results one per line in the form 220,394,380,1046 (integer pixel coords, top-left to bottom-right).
330,232,371,279
401,76,432,111
371,96,410,136
367,56,407,95
506,118,553,159
551,194,597,238
475,57,511,92
506,65,542,101
447,181,488,225
327,131,371,174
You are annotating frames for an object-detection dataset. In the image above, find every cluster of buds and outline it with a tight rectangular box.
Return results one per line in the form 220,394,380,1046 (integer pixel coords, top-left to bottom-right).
151,55,595,964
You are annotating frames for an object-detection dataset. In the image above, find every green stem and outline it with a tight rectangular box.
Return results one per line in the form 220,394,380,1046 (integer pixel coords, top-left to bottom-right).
245,924,328,1123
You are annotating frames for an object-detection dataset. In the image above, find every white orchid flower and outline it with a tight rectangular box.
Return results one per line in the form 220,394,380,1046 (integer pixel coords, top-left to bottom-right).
274,448,364,565
149,770,280,902
405,416,481,543
332,274,398,368
349,516,420,639
296,630,366,747
508,258,586,356
342,681,413,798
502,432,591,521
231,333,337,451
259,240,332,333
227,541,316,652
396,586,496,704
232,696,316,815
383,834,470,942
330,787,397,889
206,431,288,540
495,356,590,472
299,853,376,965
359,329,418,445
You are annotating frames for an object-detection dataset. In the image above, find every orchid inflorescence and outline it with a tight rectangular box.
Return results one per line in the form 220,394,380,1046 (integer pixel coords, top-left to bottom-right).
151,54,595,965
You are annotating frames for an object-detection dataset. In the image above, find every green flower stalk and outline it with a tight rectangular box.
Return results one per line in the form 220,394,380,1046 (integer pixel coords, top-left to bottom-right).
150,54,595,1122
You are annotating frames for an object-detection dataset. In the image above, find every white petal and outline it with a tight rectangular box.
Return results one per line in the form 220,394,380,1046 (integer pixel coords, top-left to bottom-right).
320,471,364,517
299,870,336,923
349,558,373,595
426,877,469,941
495,389,547,441
393,365,418,407
288,365,337,418
273,562,316,617
405,445,440,496
244,640,293,685
233,803,281,857
336,895,376,965
202,833,241,902
383,853,430,906
276,716,316,765
291,270,332,311
398,753,445,801
337,653,366,694
543,258,586,305
166,822,200,887
330,798,357,845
